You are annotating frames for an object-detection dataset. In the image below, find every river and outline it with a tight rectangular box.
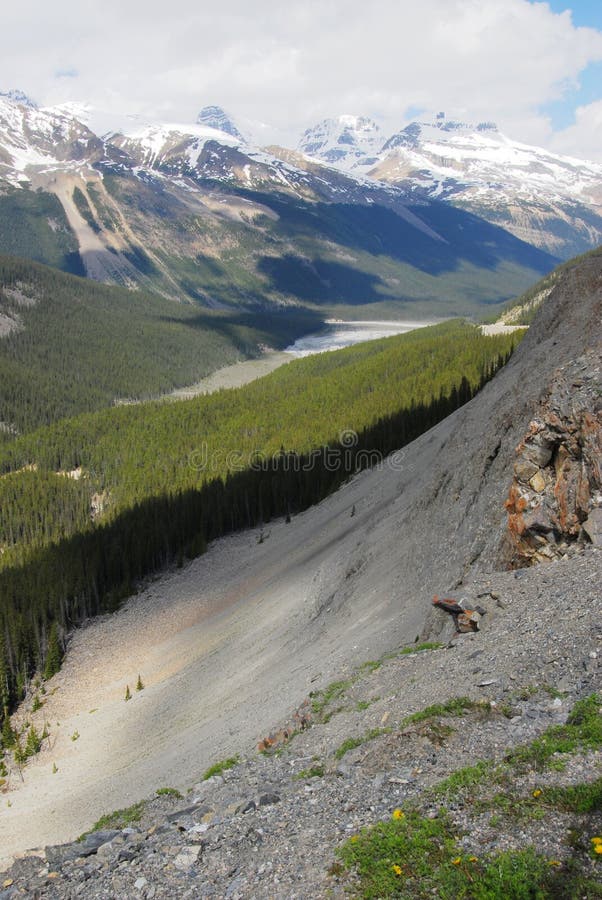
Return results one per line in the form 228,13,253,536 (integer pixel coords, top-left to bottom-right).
167,318,436,400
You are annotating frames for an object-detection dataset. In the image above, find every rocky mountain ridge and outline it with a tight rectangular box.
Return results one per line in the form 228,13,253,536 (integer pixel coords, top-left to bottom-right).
0,93,556,317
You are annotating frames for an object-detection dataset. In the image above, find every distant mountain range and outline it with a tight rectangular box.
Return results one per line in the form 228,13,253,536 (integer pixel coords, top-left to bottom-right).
298,113,602,259
1,93,596,316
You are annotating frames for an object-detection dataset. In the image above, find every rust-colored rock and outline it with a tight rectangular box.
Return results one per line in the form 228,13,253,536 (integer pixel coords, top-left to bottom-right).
504,352,602,566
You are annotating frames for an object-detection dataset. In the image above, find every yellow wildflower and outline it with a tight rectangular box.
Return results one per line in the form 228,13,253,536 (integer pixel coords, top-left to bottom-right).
591,837,602,846
392,808,404,820
468,856,478,863
532,789,542,798
594,845,602,855
392,864,403,876
548,860,561,867
452,857,462,865
350,835,359,843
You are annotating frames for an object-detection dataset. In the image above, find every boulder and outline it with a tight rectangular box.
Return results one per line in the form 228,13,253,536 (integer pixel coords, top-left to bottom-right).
582,508,602,547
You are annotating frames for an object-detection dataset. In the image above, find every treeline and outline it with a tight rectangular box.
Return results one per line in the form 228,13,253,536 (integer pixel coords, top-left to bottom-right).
0,253,320,435
0,321,520,729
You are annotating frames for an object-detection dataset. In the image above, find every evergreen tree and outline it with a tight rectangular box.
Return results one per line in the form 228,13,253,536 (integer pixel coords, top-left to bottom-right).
43,623,62,681
24,725,41,758
1,713,15,750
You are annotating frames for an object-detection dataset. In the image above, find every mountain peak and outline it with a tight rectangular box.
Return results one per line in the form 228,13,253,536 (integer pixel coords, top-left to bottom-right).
0,88,38,109
298,115,381,168
196,105,245,142
382,116,499,151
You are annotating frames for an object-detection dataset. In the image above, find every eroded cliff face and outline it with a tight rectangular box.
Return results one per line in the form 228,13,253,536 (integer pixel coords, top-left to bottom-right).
505,350,602,565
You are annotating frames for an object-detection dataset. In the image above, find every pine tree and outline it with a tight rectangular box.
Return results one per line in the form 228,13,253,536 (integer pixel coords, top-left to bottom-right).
1,713,15,750
43,623,62,680
124,685,131,701
25,725,41,758
135,674,144,692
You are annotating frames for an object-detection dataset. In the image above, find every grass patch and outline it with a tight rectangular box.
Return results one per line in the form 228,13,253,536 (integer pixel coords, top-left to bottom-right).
202,755,240,780
335,727,392,761
543,777,602,814
401,696,480,726
155,786,183,798
506,693,601,771
430,760,493,798
336,809,568,899
294,765,325,780
80,801,145,838
310,679,355,720
336,808,599,898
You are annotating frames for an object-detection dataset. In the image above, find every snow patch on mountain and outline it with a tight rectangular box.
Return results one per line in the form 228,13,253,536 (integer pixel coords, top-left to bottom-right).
298,115,382,170
109,122,242,170
0,95,99,186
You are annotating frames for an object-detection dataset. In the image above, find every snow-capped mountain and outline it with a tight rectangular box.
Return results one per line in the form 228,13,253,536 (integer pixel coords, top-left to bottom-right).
0,91,570,317
373,116,602,207
298,115,382,170
108,120,242,171
196,105,246,142
0,93,103,186
296,112,602,258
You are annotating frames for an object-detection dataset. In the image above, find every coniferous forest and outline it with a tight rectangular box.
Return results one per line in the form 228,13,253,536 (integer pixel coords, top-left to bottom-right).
0,254,320,435
0,315,521,730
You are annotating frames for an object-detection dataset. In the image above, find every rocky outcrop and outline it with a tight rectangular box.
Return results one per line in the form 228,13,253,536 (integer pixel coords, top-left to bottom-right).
505,351,602,565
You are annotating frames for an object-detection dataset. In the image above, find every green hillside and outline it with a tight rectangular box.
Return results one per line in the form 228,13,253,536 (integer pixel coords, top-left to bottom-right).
0,254,320,435
0,320,521,724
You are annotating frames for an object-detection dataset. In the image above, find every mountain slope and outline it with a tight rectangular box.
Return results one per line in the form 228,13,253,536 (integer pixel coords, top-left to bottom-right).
0,93,557,317
299,114,602,259
0,249,599,868
0,254,317,434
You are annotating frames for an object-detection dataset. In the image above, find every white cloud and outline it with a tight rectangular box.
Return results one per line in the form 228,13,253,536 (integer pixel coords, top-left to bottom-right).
548,100,602,162
0,0,601,154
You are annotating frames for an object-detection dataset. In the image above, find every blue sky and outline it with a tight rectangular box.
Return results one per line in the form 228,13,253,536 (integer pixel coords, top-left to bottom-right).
538,1,602,129
1,0,602,160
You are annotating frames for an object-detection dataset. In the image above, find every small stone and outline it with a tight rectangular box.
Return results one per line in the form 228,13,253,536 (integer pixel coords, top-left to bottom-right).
589,650,598,659
173,845,201,870
529,471,546,493
235,800,256,815
165,804,206,822
134,876,147,890
523,444,552,467
258,793,280,807
514,459,539,483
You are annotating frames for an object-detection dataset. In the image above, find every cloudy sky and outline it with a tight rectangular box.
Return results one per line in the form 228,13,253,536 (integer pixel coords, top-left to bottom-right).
2,0,602,160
